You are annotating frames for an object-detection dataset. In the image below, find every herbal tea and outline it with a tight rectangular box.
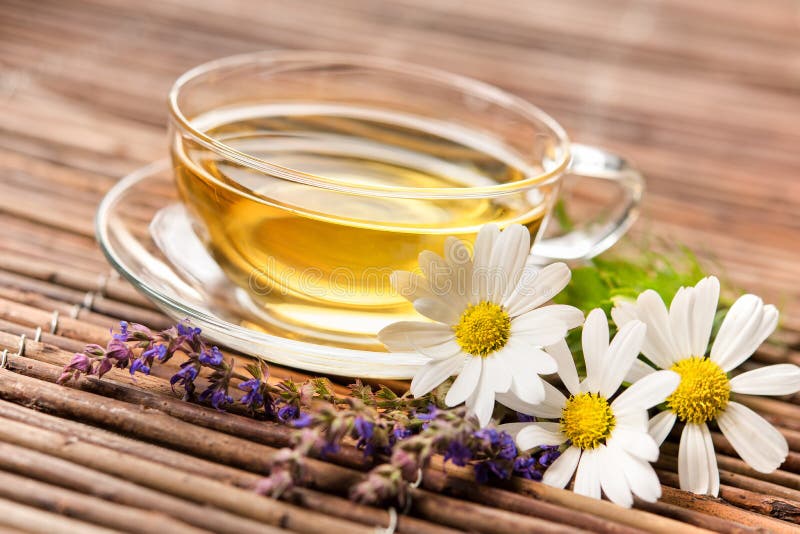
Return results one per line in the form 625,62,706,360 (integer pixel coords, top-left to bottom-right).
173,104,550,346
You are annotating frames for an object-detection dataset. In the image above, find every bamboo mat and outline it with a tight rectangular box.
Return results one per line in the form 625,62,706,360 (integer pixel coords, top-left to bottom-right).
1,0,799,532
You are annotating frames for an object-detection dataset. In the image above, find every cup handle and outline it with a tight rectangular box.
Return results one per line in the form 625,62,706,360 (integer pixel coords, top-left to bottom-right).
529,143,644,265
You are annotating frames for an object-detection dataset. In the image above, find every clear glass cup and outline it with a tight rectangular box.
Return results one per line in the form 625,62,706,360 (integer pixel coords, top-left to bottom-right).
167,51,642,348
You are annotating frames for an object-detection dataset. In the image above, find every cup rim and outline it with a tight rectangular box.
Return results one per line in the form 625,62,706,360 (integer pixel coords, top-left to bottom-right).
168,50,571,199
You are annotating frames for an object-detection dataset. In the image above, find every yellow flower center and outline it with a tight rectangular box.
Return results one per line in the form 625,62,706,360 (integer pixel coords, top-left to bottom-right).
560,392,616,450
666,357,730,424
453,301,511,357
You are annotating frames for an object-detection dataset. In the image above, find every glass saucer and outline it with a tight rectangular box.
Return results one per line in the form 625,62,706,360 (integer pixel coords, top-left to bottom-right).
95,160,428,379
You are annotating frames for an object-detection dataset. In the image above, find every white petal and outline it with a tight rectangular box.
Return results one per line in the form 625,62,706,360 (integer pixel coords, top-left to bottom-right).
444,236,473,302
717,304,779,373
516,423,567,451
546,339,580,396
542,446,581,489
510,312,568,347
487,224,530,304
530,304,584,329
444,356,482,406
710,295,773,372
648,410,677,447
689,276,720,357
378,321,455,352
730,364,800,396
416,340,464,361
621,451,662,503
616,409,648,433
678,423,715,495
470,224,500,304
497,380,565,419
635,290,680,369
598,320,647,397
624,359,656,383
612,370,680,413
700,422,720,497
418,250,468,309
390,271,435,303
610,300,637,328
413,297,461,325
598,445,633,507
482,353,513,393
504,262,571,317
582,308,609,390
574,448,601,500
410,356,465,397
508,369,546,406
717,401,788,473
668,286,694,360
466,373,496,427
608,428,660,462
499,335,554,378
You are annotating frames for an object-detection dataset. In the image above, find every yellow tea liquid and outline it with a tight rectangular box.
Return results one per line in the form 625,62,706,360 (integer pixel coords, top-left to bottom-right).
173,104,549,348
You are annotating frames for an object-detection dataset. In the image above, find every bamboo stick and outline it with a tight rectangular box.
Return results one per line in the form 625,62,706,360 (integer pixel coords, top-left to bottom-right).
420,466,648,534
428,458,713,534
656,485,797,532
0,318,87,353
631,497,760,534
0,413,580,534
656,452,800,503
0,366,588,532
0,275,168,333
0,254,156,311
0,416,375,534
656,469,800,524
0,497,117,534
0,285,122,330
0,470,211,534
710,431,800,474
0,295,115,344
0,442,289,534
0,400,454,534
659,441,800,493
3,331,800,532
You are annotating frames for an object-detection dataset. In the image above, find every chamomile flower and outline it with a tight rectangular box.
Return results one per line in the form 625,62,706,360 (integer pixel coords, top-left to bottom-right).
612,276,800,496
378,224,583,427
500,309,680,508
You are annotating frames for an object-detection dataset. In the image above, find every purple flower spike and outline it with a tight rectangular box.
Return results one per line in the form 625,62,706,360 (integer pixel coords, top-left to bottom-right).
277,404,299,423
238,378,265,409
143,344,168,361
513,456,542,480
443,439,472,467
170,364,198,391
392,425,412,442
291,412,313,428
200,387,234,410
129,358,150,376
354,417,374,441
538,446,561,467
112,321,129,341
199,346,223,366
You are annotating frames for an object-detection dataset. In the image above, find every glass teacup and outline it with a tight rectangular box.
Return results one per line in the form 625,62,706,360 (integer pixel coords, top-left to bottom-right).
168,51,642,348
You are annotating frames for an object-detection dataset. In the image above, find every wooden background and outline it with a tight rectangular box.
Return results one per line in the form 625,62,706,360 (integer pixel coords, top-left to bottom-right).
0,0,799,532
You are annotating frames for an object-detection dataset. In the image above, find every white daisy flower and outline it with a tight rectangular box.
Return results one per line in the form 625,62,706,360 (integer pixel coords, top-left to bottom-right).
378,224,584,427
500,309,680,508
612,276,800,496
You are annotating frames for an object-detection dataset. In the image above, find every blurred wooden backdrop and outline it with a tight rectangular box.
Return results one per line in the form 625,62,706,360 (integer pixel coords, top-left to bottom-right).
0,1,799,532
1,0,799,310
